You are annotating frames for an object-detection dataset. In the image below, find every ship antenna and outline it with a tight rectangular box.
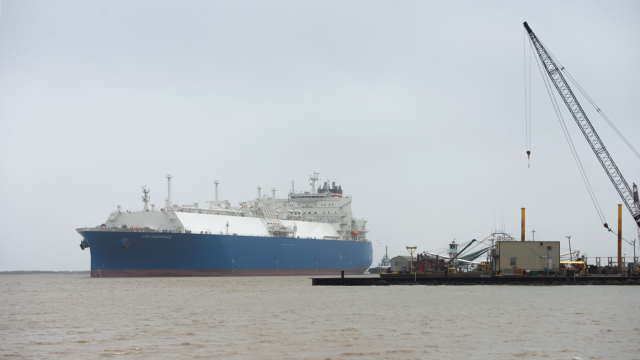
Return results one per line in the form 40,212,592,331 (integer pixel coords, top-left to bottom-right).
257,186,262,199
165,174,173,210
215,180,219,202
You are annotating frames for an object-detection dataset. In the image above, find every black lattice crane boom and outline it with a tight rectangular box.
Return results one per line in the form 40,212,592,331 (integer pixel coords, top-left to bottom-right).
523,22,640,229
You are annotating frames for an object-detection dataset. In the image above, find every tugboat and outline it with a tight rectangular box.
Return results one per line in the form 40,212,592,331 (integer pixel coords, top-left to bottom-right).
367,246,391,274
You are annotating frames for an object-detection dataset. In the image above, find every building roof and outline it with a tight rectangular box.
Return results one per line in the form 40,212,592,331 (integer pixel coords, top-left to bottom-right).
391,255,413,261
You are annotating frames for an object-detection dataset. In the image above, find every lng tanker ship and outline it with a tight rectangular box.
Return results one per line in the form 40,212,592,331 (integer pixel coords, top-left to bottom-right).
77,173,373,277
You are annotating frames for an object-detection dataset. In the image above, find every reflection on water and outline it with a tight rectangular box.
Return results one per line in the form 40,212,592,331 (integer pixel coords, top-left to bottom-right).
1,274,639,359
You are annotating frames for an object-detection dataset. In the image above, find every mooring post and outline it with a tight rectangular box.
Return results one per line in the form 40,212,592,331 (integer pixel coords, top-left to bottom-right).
341,270,344,278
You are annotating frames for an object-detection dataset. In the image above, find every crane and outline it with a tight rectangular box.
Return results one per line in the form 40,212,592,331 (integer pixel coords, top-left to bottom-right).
523,22,640,230
635,183,640,244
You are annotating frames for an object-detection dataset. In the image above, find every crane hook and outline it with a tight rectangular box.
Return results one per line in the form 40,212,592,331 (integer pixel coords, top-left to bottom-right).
526,150,531,168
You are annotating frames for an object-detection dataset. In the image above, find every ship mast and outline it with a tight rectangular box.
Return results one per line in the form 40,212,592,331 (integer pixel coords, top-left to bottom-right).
207,180,222,209
309,172,320,193
142,186,150,211
165,174,172,210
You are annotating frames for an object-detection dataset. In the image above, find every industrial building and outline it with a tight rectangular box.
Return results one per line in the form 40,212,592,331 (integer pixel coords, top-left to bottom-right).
495,241,560,275
390,256,412,272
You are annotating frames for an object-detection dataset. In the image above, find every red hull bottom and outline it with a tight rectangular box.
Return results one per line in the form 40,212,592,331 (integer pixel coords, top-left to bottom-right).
90,268,366,278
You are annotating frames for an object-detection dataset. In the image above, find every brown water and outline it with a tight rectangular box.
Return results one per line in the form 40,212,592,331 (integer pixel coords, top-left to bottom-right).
1,274,639,359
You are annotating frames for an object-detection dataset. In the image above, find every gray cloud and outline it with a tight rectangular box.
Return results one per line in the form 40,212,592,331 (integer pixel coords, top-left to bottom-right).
1,0,639,270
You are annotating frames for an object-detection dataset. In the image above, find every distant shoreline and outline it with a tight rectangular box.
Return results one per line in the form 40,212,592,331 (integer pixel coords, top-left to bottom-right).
0,271,90,275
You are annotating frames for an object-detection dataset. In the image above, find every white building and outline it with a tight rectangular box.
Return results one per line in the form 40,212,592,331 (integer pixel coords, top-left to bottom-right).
495,241,560,275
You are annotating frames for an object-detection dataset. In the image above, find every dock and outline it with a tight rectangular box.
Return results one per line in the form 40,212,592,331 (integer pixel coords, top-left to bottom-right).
312,273,640,286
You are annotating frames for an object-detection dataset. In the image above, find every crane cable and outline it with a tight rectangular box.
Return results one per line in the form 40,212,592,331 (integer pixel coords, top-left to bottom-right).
607,229,640,249
541,44,640,162
424,234,493,258
537,39,640,249
523,29,532,168
527,37,609,228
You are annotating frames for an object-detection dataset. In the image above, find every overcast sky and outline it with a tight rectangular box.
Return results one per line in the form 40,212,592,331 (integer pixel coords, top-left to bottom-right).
1,0,639,270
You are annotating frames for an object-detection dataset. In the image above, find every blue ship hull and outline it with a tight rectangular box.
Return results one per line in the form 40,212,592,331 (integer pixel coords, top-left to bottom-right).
79,230,373,277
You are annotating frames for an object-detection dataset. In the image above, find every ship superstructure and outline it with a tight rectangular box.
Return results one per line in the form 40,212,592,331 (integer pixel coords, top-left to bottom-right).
101,173,369,241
